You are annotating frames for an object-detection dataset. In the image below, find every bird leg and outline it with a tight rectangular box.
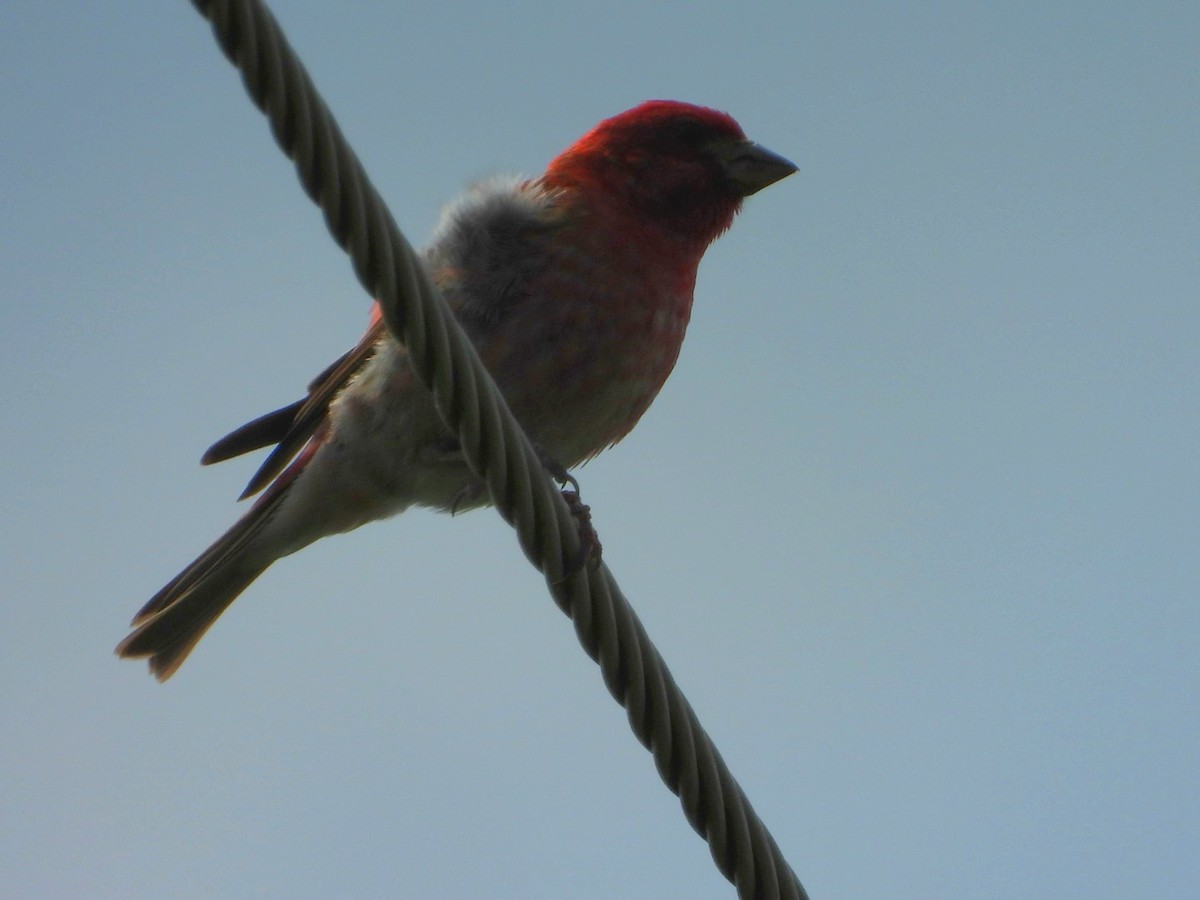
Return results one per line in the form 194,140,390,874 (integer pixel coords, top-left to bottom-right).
536,449,602,576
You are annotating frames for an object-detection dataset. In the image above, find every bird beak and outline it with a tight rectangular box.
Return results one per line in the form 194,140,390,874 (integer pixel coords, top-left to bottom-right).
716,139,798,196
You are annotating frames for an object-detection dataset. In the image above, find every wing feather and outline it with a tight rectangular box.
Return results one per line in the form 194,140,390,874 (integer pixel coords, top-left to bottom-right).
200,316,387,500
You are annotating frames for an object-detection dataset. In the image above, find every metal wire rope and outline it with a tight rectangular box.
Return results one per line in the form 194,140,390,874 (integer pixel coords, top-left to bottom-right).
188,2,808,897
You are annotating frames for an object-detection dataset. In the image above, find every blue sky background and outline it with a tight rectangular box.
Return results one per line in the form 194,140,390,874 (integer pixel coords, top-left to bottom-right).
2,2,1197,897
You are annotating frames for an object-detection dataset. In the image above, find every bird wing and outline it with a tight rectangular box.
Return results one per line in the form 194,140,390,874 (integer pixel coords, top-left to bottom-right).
201,313,388,500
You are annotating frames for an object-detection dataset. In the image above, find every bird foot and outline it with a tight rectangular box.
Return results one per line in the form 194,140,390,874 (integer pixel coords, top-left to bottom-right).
537,451,602,577
558,485,602,576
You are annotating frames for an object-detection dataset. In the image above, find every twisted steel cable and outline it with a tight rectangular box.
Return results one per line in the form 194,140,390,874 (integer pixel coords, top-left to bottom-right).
189,2,808,897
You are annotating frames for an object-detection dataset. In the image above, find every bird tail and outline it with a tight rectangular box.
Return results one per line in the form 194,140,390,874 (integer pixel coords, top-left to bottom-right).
116,480,295,681
116,559,268,681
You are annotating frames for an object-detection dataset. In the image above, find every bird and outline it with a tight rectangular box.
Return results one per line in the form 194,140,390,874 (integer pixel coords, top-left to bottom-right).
116,100,797,680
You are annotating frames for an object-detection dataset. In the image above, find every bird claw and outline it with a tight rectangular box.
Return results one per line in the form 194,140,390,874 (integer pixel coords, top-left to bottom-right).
559,486,602,577
537,450,602,577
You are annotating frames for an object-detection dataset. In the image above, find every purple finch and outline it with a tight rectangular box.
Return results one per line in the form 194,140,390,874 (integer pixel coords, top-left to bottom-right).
117,100,796,680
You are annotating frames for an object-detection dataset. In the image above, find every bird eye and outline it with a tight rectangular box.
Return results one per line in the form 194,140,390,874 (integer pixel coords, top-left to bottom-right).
667,118,713,146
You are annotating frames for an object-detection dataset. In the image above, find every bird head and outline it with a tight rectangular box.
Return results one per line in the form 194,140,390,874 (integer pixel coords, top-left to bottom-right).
544,100,796,244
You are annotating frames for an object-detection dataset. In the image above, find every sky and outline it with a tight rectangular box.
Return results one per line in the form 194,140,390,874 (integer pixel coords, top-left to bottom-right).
2,2,1197,898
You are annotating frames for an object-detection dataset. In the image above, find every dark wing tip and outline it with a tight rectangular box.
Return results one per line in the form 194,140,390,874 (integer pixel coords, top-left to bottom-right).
201,400,306,466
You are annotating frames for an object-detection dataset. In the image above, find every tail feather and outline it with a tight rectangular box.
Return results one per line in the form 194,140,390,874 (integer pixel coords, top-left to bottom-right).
118,469,298,681
116,563,267,681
